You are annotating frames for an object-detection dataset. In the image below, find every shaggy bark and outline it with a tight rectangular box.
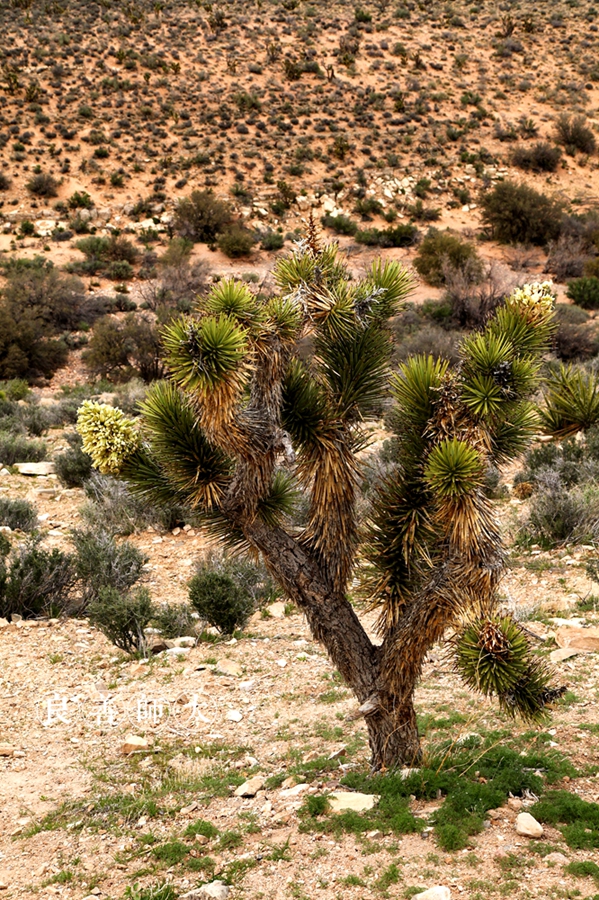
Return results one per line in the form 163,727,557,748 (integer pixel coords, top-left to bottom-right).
242,517,422,768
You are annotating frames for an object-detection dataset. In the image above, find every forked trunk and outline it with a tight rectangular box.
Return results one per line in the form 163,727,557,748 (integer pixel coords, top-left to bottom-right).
242,519,423,771
365,696,421,771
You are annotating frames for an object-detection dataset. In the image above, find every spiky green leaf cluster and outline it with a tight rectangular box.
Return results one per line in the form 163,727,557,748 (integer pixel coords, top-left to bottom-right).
424,439,483,499
77,401,140,475
455,616,561,722
162,314,249,394
540,364,599,438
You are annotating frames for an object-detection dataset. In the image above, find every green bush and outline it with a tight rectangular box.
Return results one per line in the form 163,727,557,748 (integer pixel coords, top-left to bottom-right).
26,172,59,197
0,263,98,381
511,142,562,173
153,602,197,638
0,539,77,620
72,527,148,605
355,224,419,248
88,586,154,655
566,276,599,309
413,229,482,286
217,226,256,258
54,433,93,487
0,498,37,532
260,230,284,251
68,191,93,210
173,190,233,243
188,553,274,634
555,114,596,155
322,214,358,236
83,314,164,383
0,432,47,466
480,181,563,245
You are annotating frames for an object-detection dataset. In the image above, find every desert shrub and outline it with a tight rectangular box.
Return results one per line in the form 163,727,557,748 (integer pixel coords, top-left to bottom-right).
555,114,596,155
260,230,284,251
566,277,599,310
545,235,590,281
68,191,93,210
83,314,164,383
88,586,154,655
26,171,59,197
0,498,37,532
217,226,256,258
554,304,599,361
54,433,93,487
173,190,233,243
511,142,562,173
480,181,563,246
189,553,277,634
0,379,30,401
355,224,419,248
138,257,209,313
153,602,197,639
322,214,358,236
0,173,11,191
81,471,185,535
0,432,46,466
0,539,77,620
442,260,515,328
523,473,599,547
72,527,148,605
413,229,482,286
106,260,134,281
393,325,462,365
0,263,100,381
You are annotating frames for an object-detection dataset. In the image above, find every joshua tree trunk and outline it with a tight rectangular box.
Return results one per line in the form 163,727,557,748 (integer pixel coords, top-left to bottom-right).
243,518,422,769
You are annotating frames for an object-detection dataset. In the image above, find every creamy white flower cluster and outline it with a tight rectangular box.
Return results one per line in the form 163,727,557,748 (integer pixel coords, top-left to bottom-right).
76,401,140,475
508,281,556,312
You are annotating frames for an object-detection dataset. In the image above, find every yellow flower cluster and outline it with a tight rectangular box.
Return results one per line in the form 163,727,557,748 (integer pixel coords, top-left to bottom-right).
76,401,139,475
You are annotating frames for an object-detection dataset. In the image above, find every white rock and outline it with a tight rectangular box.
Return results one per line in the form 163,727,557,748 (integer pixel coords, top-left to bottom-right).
281,782,309,798
183,883,230,900
414,888,451,900
121,735,150,755
545,852,569,865
0,744,15,757
550,647,580,663
235,775,265,797
165,646,190,656
226,709,243,722
515,812,544,838
328,791,379,812
0,618,9,629
13,462,55,476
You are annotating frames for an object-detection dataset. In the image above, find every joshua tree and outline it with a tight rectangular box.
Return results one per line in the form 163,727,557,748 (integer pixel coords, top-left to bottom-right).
78,231,562,769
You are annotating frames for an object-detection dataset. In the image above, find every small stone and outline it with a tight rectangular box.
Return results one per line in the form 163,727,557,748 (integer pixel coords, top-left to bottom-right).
328,746,347,760
235,775,265,797
180,801,198,814
303,750,320,763
515,812,544,838
328,791,379,812
555,625,599,652
265,600,286,618
121,735,150,755
216,659,242,677
195,833,210,845
0,618,8,628
0,745,15,757
367,830,383,840
183,882,230,900
414,888,451,900
226,709,243,722
166,646,190,657
545,852,569,865
507,798,523,811
151,641,169,655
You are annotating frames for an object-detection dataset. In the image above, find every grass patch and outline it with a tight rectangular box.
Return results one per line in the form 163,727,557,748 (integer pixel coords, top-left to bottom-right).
565,861,599,884
299,734,576,851
531,791,599,849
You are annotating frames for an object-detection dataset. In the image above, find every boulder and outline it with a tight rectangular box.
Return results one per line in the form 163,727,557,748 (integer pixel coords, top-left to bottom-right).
550,647,580,663
515,812,543,838
555,625,599,652
328,791,379,812
265,600,286,619
13,462,55,476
